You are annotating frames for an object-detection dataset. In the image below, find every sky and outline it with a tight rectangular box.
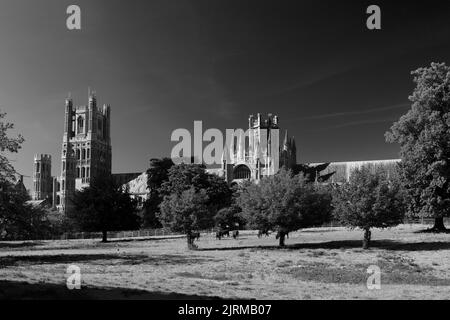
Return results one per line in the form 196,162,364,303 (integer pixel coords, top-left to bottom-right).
1,0,450,191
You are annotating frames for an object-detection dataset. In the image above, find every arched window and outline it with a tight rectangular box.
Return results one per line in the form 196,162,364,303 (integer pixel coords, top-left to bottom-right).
76,167,80,178
82,149,86,160
81,167,85,178
233,165,251,180
77,116,84,134
76,149,80,160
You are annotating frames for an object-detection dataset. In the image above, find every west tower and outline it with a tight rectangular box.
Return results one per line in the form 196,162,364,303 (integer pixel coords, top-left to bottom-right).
56,92,112,213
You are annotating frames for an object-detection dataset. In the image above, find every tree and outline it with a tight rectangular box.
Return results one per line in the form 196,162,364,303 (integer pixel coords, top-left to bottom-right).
68,175,140,242
161,163,232,212
0,110,48,240
141,158,174,228
237,168,333,246
386,62,450,231
333,167,406,249
0,110,24,182
158,163,232,249
159,187,211,249
0,180,52,240
214,206,244,230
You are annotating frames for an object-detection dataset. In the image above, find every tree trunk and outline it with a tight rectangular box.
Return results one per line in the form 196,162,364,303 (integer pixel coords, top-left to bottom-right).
431,217,447,232
362,228,371,249
186,233,195,250
102,230,108,243
278,232,286,247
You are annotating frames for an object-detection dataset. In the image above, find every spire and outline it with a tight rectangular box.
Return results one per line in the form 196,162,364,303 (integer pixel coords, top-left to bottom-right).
221,143,229,163
283,130,289,151
237,132,244,161
254,139,260,161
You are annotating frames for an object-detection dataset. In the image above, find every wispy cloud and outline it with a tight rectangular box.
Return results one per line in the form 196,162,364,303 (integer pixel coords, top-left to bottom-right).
311,118,398,132
287,103,410,122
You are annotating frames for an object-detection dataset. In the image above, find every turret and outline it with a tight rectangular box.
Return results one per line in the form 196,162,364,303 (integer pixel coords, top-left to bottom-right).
64,97,73,141
32,154,52,201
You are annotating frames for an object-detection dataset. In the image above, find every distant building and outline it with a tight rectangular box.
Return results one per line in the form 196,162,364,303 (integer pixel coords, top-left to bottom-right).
33,100,402,214
33,92,141,214
32,154,53,202
121,172,149,206
311,159,401,184
216,113,297,184
14,175,27,195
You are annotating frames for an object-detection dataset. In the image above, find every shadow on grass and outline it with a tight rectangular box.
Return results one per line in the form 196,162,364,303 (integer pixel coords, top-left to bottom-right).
414,228,450,234
299,229,339,233
0,280,222,300
0,241,43,249
0,253,218,267
198,239,450,252
286,260,450,286
105,235,185,243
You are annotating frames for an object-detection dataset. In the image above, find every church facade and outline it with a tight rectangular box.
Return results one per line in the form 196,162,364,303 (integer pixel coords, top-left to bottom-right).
215,113,297,183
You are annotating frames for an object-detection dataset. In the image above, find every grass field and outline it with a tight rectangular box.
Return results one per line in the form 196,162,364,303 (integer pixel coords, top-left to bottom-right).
0,225,449,300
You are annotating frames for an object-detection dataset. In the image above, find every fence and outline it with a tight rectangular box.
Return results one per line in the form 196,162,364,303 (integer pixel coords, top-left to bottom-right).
42,217,450,241
58,228,220,241
321,217,450,228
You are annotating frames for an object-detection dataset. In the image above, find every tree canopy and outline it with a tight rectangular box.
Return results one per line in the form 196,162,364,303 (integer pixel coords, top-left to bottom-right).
158,163,232,249
333,167,406,249
237,168,333,246
0,110,24,182
386,62,450,231
68,174,140,242
141,157,175,228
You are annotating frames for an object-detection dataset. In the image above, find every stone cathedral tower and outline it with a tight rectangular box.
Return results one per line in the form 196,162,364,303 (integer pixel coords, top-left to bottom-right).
32,154,53,201
220,113,296,183
56,92,112,213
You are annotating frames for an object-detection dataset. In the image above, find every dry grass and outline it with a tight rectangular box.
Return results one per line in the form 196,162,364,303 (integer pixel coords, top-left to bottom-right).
0,225,449,299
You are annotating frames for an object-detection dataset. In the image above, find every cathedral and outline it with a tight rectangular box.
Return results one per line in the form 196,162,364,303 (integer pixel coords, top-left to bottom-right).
31,93,398,214
33,92,113,213
216,113,297,183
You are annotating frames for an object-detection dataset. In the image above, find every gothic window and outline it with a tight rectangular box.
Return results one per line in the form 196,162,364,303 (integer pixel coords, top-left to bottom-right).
76,167,80,178
82,149,86,160
86,167,90,177
77,116,84,134
76,149,80,160
81,167,85,178
56,196,60,205
233,165,251,180
87,148,90,159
